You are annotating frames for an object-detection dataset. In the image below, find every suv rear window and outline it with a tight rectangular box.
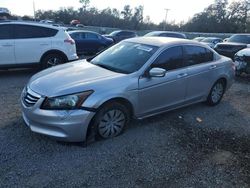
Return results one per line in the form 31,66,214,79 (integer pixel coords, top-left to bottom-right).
14,24,58,39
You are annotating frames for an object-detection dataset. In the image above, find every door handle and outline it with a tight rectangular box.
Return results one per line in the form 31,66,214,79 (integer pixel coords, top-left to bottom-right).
40,43,49,46
209,65,217,70
2,44,13,47
177,73,188,78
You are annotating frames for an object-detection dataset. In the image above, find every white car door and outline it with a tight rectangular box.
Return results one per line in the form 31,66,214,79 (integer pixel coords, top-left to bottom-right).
14,24,53,64
0,24,15,65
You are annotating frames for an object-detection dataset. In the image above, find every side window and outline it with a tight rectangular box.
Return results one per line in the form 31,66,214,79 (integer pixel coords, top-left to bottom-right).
205,48,214,62
118,32,125,36
125,32,132,36
86,33,99,39
71,33,84,40
14,25,58,39
80,33,86,39
152,46,184,71
184,46,213,66
0,25,13,39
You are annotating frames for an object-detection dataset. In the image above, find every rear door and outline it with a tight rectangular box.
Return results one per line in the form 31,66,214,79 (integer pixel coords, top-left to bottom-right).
138,46,188,116
184,45,218,102
14,24,56,64
0,24,15,65
70,32,86,54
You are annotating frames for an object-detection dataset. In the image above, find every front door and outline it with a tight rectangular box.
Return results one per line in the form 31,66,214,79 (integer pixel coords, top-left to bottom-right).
138,46,188,117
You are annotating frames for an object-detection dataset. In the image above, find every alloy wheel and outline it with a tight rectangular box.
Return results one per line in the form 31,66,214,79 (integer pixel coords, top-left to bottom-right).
47,57,62,67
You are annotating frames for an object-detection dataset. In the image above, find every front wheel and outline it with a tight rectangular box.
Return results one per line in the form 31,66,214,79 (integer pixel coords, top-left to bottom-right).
206,80,226,106
91,102,130,139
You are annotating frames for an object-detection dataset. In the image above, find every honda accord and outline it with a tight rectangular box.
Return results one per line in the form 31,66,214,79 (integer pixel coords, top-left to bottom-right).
21,37,235,142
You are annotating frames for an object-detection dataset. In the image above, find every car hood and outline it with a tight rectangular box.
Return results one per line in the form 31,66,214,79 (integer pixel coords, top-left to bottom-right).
236,48,250,56
28,60,124,97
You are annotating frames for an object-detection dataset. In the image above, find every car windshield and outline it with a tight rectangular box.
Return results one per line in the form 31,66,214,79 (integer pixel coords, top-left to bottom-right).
90,41,159,74
145,32,158,36
193,37,205,42
202,38,217,42
109,31,120,36
227,35,250,44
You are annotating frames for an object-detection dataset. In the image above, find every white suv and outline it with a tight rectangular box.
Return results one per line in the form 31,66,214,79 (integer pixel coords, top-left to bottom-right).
0,21,78,69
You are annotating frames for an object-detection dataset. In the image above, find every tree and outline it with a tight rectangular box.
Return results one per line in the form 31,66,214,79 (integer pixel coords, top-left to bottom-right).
131,5,144,29
121,5,132,21
79,0,90,12
112,8,120,18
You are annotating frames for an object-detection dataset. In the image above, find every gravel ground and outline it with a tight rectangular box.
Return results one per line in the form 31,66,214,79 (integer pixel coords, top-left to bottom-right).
0,69,250,188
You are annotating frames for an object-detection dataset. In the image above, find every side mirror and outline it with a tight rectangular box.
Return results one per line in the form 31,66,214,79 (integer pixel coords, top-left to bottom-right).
149,67,166,77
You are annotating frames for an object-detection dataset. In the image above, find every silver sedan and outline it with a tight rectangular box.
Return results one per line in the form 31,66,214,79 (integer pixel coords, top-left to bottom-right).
21,37,235,142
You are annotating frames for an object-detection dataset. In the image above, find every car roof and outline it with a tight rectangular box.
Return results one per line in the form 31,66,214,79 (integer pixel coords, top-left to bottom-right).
232,33,250,36
125,37,203,48
0,20,62,30
111,30,135,33
147,31,183,35
68,30,100,35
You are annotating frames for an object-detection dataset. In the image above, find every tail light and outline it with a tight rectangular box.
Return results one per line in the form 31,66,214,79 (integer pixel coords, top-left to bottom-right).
64,38,75,45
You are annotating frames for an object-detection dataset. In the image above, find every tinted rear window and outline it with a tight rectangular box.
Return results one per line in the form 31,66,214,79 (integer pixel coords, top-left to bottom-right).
14,24,58,39
184,46,214,66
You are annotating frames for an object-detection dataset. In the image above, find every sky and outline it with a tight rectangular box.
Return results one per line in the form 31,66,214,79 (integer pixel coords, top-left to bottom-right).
0,0,235,24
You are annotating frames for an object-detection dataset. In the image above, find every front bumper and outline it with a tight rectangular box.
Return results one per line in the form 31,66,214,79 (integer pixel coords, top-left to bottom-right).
21,95,95,142
234,60,250,74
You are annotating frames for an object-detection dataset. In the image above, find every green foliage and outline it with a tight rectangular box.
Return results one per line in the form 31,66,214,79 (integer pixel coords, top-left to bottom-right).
184,0,248,33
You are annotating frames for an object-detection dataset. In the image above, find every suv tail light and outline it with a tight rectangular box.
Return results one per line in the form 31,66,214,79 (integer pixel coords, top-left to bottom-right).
64,38,75,45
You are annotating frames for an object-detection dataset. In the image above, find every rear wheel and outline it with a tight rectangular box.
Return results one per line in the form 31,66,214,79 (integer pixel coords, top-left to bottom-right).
91,102,130,139
206,79,226,106
41,53,65,69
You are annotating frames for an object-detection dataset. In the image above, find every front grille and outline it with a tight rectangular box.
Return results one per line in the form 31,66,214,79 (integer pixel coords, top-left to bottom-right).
23,87,41,107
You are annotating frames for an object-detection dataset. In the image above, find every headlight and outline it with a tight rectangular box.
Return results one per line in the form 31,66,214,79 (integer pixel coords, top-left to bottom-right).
41,90,93,110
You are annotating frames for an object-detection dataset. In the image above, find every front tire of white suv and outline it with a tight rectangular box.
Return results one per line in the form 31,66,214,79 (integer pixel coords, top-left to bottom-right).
41,53,66,69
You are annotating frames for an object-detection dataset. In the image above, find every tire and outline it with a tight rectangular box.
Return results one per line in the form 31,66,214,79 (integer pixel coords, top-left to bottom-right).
41,53,65,69
235,70,242,77
206,79,226,106
91,102,130,139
